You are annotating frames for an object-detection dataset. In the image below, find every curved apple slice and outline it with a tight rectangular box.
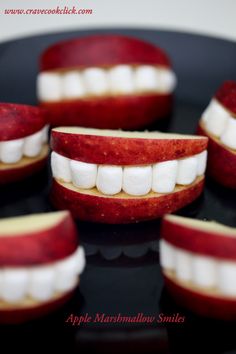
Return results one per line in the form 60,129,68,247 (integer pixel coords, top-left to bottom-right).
0,144,49,184
0,103,46,141
38,35,176,129
51,127,208,165
161,214,236,320
40,35,171,70
0,211,85,323
51,177,204,224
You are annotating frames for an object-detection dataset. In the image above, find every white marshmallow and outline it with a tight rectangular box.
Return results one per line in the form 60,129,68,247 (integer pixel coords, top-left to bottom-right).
83,67,109,96
109,65,135,94
23,130,43,157
123,165,152,196
41,125,49,144
196,150,207,176
192,255,217,288
55,252,80,292
158,69,177,93
96,165,122,195
1,269,29,302
175,249,192,282
202,99,229,136
62,71,86,98
70,160,97,189
0,139,24,164
152,160,178,193
220,116,236,150
37,72,62,102
176,156,198,185
134,65,159,92
51,152,72,183
218,262,236,296
159,240,176,270
28,266,56,301
75,247,86,274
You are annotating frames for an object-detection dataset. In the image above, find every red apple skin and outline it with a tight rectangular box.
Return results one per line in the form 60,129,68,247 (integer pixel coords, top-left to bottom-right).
0,103,46,141
198,123,236,189
215,81,236,116
164,274,236,320
40,35,171,71
51,130,208,166
51,177,204,224
0,145,49,185
0,212,78,266
0,290,74,324
162,216,236,261
41,93,172,129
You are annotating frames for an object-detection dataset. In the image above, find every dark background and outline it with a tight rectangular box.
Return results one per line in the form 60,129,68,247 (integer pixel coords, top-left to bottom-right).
0,28,236,353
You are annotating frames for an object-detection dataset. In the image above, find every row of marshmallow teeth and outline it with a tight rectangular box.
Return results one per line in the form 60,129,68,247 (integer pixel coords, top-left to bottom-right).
202,99,236,150
0,247,85,304
160,240,236,297
51,150,207,196
37,65,176,102
0,126,48,164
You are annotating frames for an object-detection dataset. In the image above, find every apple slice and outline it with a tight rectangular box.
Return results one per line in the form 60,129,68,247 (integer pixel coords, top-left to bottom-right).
51,177,204,224
51,127,208,165
0,103,49,183
0,211,85,323
50,127,207,223
160,214,236,320
197,81,236,188
38,35,176,129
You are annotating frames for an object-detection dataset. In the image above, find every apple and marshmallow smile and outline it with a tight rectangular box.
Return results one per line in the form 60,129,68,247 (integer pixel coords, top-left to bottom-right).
0,246,85,304
201,98,236,150
0,125,49,164
37,65,176,102
51,150,207,197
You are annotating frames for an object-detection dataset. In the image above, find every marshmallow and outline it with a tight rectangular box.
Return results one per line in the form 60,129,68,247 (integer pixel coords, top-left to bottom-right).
123,165,152,196
192,255,217,288
176,156,198,185
55,251,79,292
203,99,229,136
159,240,175,271
175,249,192,282
23,130,43,157
158,69,177,93
197,150,207,176
152,160,178,193
96,165,123,195
0,139,24,164
37,72,62,102
134,65,159,92
28,266,56,301
1,269,29,302
218,262,236,296
62,71,86,98
109,65,135,94
51,152,72,183
83,67,109,96
70,160,97,189
220,116,236,150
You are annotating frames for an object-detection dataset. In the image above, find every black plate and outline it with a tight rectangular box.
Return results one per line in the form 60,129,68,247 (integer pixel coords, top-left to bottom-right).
0,28,236,354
